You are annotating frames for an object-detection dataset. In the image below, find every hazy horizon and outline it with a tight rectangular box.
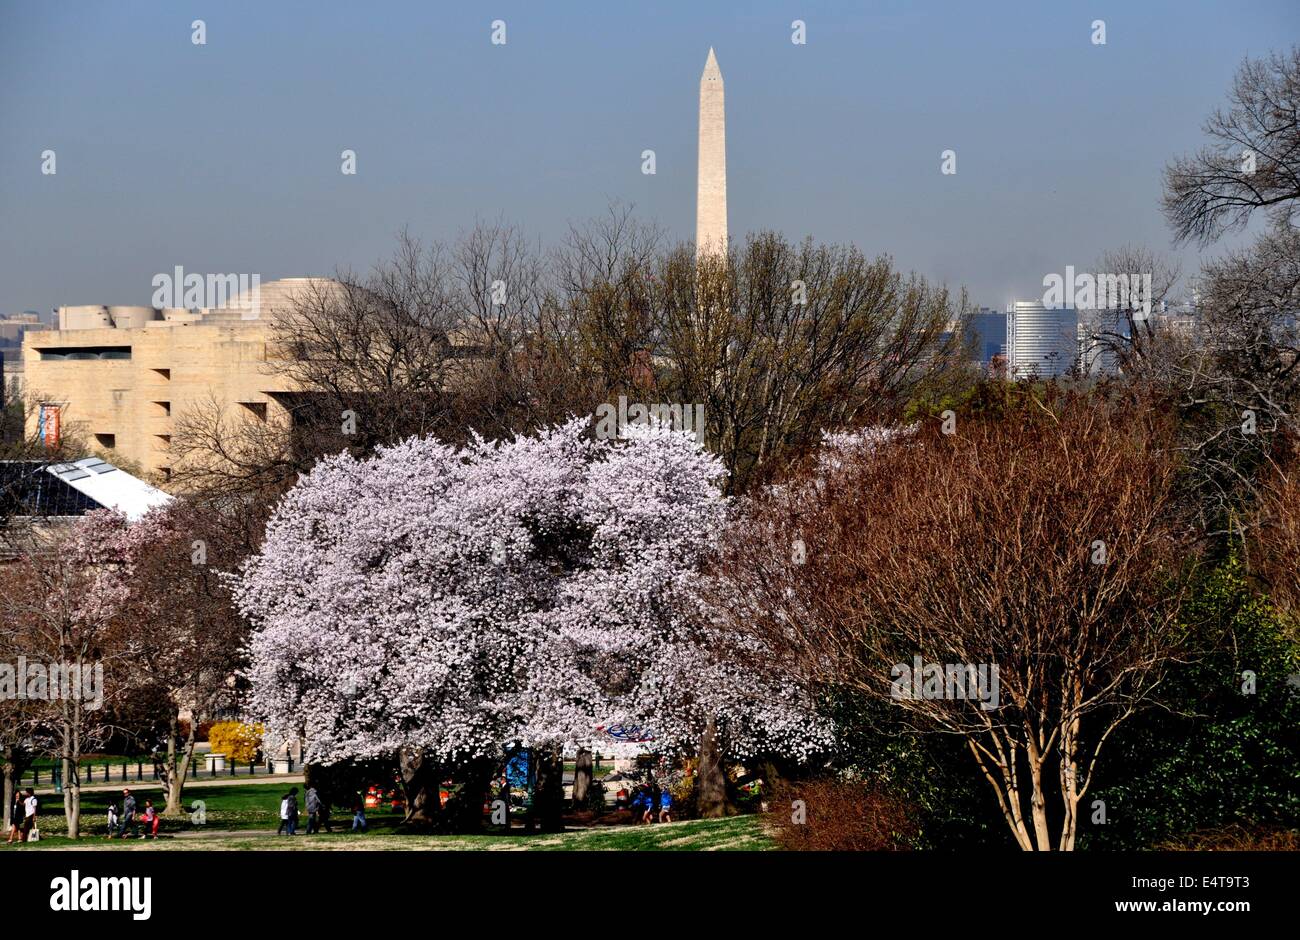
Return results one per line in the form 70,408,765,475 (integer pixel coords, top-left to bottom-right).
2,0,1296,315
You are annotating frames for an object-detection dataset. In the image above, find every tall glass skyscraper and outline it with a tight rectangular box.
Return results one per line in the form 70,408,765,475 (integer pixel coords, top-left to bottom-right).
1007,301,1078,378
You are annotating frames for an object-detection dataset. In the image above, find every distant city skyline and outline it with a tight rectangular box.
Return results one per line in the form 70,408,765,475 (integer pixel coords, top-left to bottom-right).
2,0,1296,315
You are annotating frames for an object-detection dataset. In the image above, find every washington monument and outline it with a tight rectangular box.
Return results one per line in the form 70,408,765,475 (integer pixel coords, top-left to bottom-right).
696,47,727,257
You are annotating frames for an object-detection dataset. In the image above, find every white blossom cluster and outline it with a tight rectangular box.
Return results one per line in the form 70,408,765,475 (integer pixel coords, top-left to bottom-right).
235,418,830,768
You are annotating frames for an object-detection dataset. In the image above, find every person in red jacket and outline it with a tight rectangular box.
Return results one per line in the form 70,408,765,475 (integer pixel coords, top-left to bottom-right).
140,799,160,839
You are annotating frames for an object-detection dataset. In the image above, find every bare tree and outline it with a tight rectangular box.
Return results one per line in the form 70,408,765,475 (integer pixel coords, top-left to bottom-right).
715,389,1191,849
555,202,664,294
546,205,664,402
170,223,570,497
0,388,90,555
173,211,968,500
168,392,306,500
1245,457,1300,645
1179,224,1300,526
1150,46,1300,540
1085,244,1182,375
119,499,252,815
555,230,969,492
1163,46,1300,246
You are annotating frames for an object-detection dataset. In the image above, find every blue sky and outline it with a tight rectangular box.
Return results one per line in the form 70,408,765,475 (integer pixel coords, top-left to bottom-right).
1,0,1296,315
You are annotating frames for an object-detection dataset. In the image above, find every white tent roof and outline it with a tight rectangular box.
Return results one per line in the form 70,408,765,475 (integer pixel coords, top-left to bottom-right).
45,457,172,521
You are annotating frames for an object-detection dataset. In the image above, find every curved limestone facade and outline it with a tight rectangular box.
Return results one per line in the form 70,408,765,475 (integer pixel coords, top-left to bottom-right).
26,279,341,484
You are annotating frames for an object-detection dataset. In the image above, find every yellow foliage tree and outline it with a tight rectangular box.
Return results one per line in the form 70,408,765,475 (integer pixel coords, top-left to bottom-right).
207,721,263,764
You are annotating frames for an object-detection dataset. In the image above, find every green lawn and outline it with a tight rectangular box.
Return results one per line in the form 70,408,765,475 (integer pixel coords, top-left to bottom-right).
13,815,771,851
563,761,616,776
29,754,145,769
15,783,385,838
8,783,773,851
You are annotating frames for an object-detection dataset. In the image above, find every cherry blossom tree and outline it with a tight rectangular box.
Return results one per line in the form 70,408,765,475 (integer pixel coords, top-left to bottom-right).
0,509,167,838
236,418,829,828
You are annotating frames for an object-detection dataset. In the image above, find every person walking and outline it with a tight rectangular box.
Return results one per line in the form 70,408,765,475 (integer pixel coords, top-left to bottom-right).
105,802,119,839
19,789,38,842
351,795,367,833
658,787,673,823
305,786,321,835
276,792,290,835
119,789,137,839
5,792,22,843
637,782,656,824
285,787,299,836
139,799,159,839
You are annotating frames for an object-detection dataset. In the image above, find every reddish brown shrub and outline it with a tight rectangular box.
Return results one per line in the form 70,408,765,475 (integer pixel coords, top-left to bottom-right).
1157,824,1299,851
768,778,919,851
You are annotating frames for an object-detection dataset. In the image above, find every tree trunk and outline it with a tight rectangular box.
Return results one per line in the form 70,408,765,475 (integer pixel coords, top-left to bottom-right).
2,745,30,832
968,738,1035,850
62,690,82,839
397,747,444,830
571,747,592,807
159,713,179,814
1058,716,1082,852
163,713,197,815
758,758,783,807
696,715,735,818
532,746,565,832
64,754,80,839
1,773,11,832
441,756,495,834
1025,737,1052,851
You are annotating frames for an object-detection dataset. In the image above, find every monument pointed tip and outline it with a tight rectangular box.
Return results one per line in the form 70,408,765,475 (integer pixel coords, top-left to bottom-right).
704,47,720,73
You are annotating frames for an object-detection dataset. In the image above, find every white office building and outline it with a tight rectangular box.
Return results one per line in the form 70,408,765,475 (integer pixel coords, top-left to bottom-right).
1007,301,1078,379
